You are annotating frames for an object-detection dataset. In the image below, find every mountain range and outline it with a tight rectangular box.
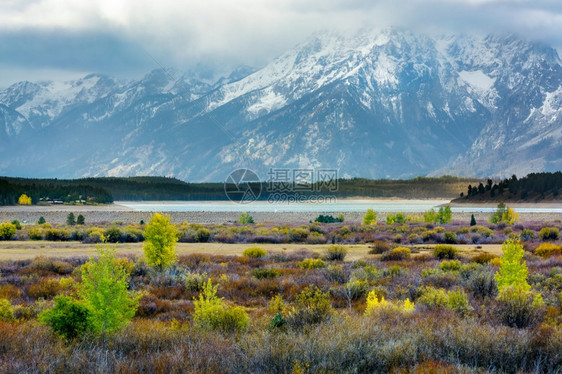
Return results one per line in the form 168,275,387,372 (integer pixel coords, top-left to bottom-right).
1,28,561,181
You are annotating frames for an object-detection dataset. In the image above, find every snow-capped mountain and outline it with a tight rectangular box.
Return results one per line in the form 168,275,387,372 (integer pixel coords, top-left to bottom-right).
0,28,560,181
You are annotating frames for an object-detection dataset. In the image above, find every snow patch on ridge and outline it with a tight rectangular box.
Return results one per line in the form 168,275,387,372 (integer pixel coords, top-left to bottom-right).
458,70,495,93
247,89,287,116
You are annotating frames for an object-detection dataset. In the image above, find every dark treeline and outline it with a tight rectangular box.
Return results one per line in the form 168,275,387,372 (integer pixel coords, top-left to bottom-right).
461,172,562,201
0,177,113,205
334,176,481,199
0,175,482,205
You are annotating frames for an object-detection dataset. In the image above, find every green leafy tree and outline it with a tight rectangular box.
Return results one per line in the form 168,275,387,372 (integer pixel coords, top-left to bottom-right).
386,213,402,224
239,212,254,224
494,239,544,328
490,203,519,224
423,206,451,224
39,295,92,340
37,216,46,225
66,212,76,226
362,209,377,225
143,213,178,269
494,240,530,292
423,209,437,223
18,194,32,205
79,245,140,336
77,214,85,225
437,206,452,224
489,202,506,224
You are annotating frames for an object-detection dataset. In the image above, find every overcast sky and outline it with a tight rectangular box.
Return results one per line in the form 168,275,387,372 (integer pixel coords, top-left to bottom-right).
0,0,561,88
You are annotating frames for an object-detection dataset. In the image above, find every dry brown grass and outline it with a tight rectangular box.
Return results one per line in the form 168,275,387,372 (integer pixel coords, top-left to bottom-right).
0,241,373,261
414,244,504,256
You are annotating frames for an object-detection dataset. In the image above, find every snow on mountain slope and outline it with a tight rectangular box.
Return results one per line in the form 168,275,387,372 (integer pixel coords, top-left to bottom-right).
0,29,560,180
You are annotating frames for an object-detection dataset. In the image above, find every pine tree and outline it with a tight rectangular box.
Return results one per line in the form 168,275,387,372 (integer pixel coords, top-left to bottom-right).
470,214,476,226
66,212,76,226
77,214,85,225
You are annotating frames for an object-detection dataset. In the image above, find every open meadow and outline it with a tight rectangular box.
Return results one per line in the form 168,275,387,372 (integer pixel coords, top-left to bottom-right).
0,211,561,373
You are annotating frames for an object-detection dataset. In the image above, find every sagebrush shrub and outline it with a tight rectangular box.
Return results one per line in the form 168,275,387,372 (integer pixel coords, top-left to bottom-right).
252,268,281,279
104,226,122,243
45,228,70,241
193,279,249,333
381,247,411,261
444,231,457,244
39,295,91,340
297,258,326,269
28,279,61,299
539,227,560,241
439,260,461,272
184,271,209,291
433,245,458,260
369,240,389,254
0,298,14,321
471,253,497,264
287,286,332,328
243,247,267,258
324,245,347,261
496,287,544,328
520,229,535,241
534,243,562,258
418,286,472,314
195,228,211,242
343,278,369,302
0,223,16,240
446,289,472,315
417,287,448,309
468,269,498,298
28,227,43,240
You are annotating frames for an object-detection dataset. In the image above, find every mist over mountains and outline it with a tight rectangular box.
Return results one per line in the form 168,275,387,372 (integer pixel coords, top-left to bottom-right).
1,28,561,182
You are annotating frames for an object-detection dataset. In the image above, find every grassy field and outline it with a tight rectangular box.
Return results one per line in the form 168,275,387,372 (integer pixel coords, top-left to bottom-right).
0,241,503,260
1,236,560,372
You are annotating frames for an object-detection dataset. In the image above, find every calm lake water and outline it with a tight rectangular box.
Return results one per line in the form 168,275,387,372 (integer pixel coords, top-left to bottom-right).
117,200,562,213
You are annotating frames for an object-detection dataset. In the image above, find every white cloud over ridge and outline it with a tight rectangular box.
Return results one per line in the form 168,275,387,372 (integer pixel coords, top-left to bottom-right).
0,0,561,86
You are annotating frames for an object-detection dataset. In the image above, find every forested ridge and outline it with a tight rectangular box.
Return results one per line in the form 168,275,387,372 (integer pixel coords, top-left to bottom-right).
457,172,562,202
0,175,481,205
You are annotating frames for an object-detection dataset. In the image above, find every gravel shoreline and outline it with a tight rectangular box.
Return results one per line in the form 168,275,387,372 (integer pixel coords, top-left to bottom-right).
0,202,561,224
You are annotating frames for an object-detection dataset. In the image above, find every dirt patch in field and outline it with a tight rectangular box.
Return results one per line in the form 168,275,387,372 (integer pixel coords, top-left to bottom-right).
0,242,373,261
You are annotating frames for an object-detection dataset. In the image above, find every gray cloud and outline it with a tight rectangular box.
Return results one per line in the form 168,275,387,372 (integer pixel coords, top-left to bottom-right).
0,0,561,87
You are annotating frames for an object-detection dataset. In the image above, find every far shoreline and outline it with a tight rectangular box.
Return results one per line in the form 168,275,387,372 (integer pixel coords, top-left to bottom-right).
0,199,561,224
